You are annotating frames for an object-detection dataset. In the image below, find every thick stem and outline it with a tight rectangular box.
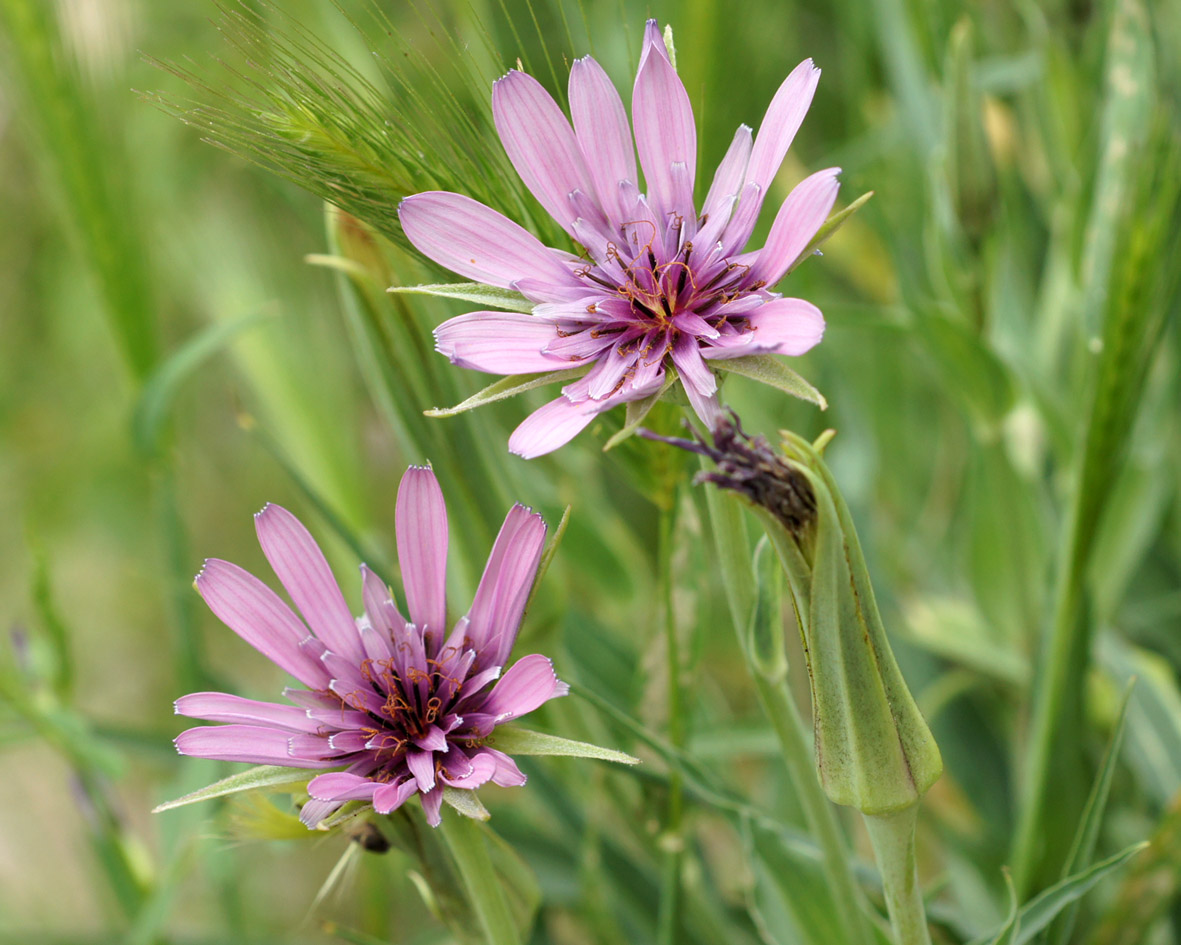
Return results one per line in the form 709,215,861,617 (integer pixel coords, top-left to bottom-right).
657,499,685,945
439,814,521,945
863,806,932,945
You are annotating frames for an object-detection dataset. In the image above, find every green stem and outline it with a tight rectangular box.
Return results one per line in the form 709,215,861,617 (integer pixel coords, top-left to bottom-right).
657,498,685,945
439,815,522,945
863,807,932,945
751,674,876,945
706,484,874,945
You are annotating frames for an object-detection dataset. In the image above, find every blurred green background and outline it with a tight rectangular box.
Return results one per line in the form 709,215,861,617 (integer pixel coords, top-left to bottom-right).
1,0,1178,942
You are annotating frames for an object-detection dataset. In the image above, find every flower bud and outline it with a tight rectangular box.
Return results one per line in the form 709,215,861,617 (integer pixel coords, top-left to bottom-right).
659,416,942,814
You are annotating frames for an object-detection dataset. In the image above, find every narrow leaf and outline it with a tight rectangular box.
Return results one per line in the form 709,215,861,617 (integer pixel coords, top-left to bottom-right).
603,372,679,451
443,787,491,821
388,282,532,312
424,368,589,417
713,355,827,408
153,765,311,813
492,725,639,765
133,309,274,455
986,871,1021,945
525,505,571,612
788,190,874,274
968,843,1148,945
1048,681,1136,945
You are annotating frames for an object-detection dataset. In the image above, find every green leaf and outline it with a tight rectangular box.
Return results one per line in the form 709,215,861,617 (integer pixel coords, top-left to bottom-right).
133,309,275,455
525,504,571,613
713,356,826,409
1047,681,1135,945
152,765,311,813
388,282,532,312
492,725,639,765
424,368,589,418
602,372,679,451
968,842,1148,945
443,787,491,821
985,872,1020,945
787,190,875,274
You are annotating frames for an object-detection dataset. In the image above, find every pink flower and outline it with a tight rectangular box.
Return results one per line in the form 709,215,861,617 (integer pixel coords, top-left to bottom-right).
399,20,838,458
174,466,567,828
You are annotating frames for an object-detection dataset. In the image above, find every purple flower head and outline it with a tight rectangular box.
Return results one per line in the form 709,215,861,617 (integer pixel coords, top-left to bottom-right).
399,20,838,458
174,466,567,828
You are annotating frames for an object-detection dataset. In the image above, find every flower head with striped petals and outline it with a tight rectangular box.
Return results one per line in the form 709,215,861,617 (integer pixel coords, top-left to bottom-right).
399,21,838,458
173,466,567,828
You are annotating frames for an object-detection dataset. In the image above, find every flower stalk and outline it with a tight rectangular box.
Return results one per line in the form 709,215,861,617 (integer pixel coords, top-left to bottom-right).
440,813,522,945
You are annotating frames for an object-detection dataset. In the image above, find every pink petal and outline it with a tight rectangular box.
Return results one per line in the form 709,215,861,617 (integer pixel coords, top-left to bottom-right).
569,56,637,223
420,787,445,827
480,654,569,722
745,297,826,355
398,191,578,290
413,725,450,753
508,396,601,459
373,778,419,815
434,312,577,374
195,559,328,689
632,34,697,226
493,70,600,236
743,60,822,214
669,332,717,398
701,124,753,224
407,749,437,794
484,748,528,787
307,772,379,801
361,563,406,637
747,168,841,287
440,752,497,789
175,724,336,768
719,181,765,255
174,692,320,732
395,466,449,635
467,505,547,667
254,504,362,663
299,798,342,827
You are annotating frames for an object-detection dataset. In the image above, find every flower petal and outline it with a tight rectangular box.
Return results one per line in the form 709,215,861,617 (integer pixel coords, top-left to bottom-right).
255,504,362,663
480,654,569,722
434,312,578,374
407,749,437,794
569,56,637,223
398,191,578,290
195,559,328,689
507,396,601,459
466,505,547,667
746,168,841,287
174,692,321,732
632,33,697,226
420,786,445,827
175,724,337,768
745,297,826,355
373,778,419,815
361,563,405,637
395,466,449,636
743,60,822,213
484,748,528,787
493,70,599,236
307,772,379,801
701,124,752,225
440,753,498,789
669,331,717,398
